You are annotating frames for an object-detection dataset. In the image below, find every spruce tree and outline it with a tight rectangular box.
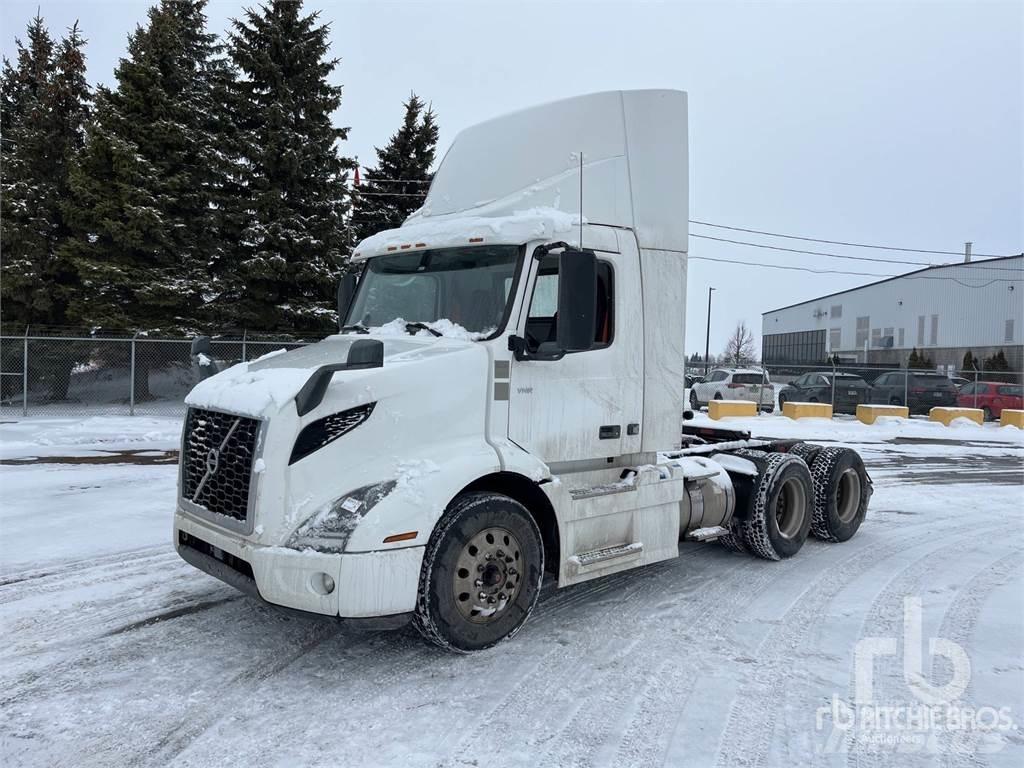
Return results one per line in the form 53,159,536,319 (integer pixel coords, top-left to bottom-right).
351,93,438,245
1,15,90,333
62,0,234,334
223,0,354,334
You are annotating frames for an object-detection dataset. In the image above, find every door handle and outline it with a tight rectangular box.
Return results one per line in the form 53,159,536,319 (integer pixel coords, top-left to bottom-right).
599,425,621,439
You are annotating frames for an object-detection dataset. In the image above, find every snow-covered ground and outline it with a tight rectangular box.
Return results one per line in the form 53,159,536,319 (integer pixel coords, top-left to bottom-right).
1,413,1022,767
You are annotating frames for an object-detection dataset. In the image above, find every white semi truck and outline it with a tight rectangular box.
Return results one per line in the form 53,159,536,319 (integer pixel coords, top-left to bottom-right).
174,90,871,652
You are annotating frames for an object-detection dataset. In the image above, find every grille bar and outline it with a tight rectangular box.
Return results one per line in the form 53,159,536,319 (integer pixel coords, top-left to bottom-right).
182,408,260,522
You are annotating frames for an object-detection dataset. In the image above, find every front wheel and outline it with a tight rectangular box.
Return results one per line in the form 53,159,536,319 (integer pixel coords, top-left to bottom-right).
414,493,544,652
689,390,700,411
982,406,993,422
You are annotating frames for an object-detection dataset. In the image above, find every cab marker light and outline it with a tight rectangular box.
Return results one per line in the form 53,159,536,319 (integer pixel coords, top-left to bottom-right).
414,242,427,247
468,237,484,243
400,244,412,249
383,531,418,544
387,246,398,252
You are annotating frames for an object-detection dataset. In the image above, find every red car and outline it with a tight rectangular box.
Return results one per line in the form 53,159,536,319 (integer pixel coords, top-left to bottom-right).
957,381,1024,420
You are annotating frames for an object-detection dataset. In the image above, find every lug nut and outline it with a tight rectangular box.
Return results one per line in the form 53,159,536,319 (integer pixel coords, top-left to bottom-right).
477,564,484,572
478,592,487,600
497,549,504,558
474,579,483,587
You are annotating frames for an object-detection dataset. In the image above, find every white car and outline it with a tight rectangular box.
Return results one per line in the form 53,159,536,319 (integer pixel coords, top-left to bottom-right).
689,368,774,410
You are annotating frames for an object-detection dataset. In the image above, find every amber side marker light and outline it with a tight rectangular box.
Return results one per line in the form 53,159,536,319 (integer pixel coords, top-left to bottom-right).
383,531,419,544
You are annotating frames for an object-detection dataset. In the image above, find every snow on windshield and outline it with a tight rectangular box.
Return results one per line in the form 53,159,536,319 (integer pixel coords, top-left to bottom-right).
369,318,496,341
346,245,518,336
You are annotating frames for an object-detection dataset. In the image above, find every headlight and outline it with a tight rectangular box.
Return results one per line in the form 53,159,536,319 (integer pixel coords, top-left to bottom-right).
286,480,397,551
289,403,376,465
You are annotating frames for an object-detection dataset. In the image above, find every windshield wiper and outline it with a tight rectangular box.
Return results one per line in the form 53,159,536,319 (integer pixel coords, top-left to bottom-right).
405,321,443,337
340,323,369,334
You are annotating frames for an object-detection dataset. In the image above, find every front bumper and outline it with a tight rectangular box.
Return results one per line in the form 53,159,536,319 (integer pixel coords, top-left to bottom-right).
174,510,423,625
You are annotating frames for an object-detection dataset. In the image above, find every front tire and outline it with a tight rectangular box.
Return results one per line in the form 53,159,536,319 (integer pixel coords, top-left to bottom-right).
983,406,993,422
689,390,700,411
414,493,544,652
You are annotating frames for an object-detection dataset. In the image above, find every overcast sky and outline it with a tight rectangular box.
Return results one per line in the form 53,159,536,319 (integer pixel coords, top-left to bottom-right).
3,0,1021,354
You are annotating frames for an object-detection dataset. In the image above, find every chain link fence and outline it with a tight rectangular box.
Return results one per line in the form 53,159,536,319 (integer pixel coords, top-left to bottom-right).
692,354,1023,419
0,331,315,419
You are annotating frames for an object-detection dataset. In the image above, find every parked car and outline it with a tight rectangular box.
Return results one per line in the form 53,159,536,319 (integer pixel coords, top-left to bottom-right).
949,376,971,389
690,368,774,410
685,373,705,389
868,370,957,414
777,372,870,414
957,381,1024,421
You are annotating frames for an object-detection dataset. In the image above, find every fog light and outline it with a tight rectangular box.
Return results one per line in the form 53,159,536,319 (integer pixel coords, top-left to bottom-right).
310,572,335,595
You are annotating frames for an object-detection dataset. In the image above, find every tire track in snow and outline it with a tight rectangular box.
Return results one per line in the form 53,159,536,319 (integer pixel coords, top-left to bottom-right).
712,516,1002,768
843,524,1010,767
539,546,787,768
938,552,1021,767
444,564,671,764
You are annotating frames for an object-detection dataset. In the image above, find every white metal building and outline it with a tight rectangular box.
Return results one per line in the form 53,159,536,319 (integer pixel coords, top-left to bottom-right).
761,254,1024,372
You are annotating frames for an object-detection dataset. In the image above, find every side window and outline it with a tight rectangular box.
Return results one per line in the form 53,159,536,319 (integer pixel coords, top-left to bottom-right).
876,373,891,386
794,374,808,387
817,375,830,386
525,255,614,351
960,382,976,395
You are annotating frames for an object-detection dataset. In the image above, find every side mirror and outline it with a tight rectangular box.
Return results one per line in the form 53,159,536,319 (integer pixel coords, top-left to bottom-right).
556,248,597,352
337,272,358,328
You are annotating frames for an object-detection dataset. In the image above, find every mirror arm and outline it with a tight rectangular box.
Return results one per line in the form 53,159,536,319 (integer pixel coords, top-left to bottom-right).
508,335,565,362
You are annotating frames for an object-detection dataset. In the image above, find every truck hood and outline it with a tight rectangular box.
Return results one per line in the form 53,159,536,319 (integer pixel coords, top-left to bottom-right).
184,333,479,418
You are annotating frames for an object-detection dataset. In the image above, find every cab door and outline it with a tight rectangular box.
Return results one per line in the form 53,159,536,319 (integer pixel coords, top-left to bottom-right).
507,238,643,465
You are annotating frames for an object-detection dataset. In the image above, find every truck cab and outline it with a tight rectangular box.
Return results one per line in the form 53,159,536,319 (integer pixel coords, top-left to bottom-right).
173,90,871,651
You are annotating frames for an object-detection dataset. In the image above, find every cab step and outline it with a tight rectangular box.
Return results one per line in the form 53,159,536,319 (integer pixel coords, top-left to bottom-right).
569,541,644,568
687,525,729,542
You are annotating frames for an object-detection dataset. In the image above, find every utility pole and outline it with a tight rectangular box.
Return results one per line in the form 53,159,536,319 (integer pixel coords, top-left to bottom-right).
704,287,715,375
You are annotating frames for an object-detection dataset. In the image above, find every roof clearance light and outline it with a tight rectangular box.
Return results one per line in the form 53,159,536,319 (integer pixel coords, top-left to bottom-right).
468,237,484,243
387,246,398,252
414,242,427,248
400,244,412,250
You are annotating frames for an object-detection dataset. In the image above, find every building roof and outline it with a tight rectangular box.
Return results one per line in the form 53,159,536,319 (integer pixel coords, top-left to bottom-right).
761,253,1024,315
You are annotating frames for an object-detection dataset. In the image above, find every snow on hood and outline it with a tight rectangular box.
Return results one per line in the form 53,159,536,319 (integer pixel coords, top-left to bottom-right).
353,206,582,260
184,331,480,416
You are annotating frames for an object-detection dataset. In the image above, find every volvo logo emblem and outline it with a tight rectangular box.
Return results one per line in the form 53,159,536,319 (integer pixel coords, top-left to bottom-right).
205,447,220,475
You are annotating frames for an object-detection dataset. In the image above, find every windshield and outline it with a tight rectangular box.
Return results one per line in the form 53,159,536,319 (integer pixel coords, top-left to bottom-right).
345,245,521,337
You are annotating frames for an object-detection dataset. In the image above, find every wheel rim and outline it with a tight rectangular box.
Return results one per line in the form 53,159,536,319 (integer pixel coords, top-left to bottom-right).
453,527,523,624
836,468,861,523
775,477,807,539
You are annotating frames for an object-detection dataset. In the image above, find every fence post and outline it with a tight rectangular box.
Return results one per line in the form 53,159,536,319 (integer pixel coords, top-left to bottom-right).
130,332,138,416
903,357,909,411
831,357,837,407
22,327,29,417
242,329,247,363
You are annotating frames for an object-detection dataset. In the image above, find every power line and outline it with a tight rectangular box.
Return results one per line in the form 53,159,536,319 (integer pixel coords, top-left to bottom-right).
690,233,1023,272
690,218,1009,258
689,254,1020,285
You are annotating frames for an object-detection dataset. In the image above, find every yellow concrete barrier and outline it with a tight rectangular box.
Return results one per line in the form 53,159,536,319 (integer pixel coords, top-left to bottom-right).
782,402,833,420
856,404,909,424
998,409,1024,428
708,399,757,419
929,407,983,426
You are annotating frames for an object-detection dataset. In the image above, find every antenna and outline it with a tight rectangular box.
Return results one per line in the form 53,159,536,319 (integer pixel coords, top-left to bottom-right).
578,150,583,248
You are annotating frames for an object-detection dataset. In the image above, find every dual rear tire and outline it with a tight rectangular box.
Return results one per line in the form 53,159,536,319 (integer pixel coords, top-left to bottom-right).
721,445,871,559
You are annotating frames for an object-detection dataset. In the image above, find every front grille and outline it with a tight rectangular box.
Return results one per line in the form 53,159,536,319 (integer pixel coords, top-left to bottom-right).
181,407,260,522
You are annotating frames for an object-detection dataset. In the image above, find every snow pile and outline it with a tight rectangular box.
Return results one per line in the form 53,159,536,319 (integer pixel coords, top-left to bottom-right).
354,206,582,258
0,416,183,459
185,359,309,415
369,317,493,341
